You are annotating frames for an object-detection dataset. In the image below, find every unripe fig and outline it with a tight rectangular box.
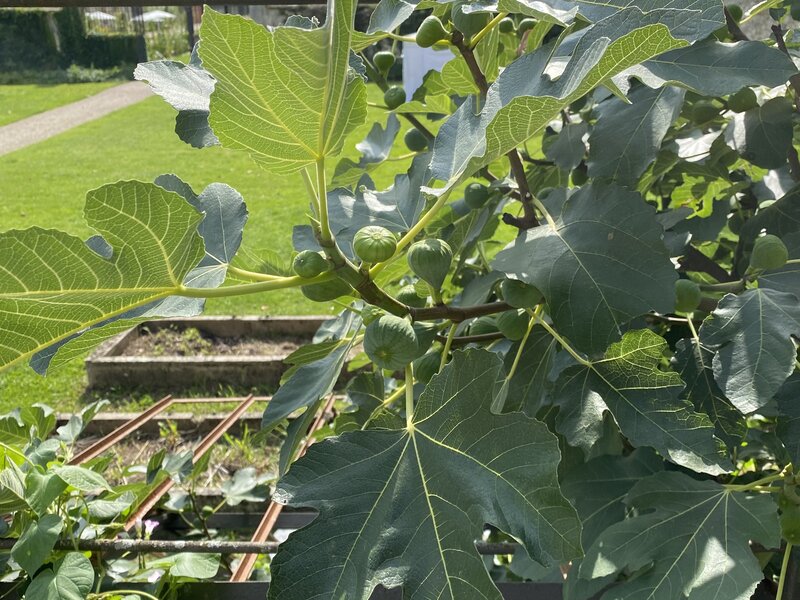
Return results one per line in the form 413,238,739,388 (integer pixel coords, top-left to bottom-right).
498,17,515,33
301,278,351,302
500,278,543,309
364,314,419,370
292,250,329,278
404,127,429,152
353,226,397,263
407,239,453,291
384,86,406,109
464,182,490,209
497,309,529,341
373,50,395,74
396,284,427,308
416,15,449,48
781,504,800,545
674,279,702,313
691,100,720,124
728,87,758,113
517,17,535,35
750,234,789,271
413,350,442,384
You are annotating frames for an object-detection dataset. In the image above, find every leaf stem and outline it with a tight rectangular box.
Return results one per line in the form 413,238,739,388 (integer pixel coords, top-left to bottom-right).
469,12,508,49
724,470,787,491
179,273,327,298
686,315,700,344
227,265,284,282
439,323,458,371
301,167,319,214
778,543,794,600
537,318,591,367
362,384,406,430
698,279,746,293
405,364,415,429
385,32,418,44
316,158,332,245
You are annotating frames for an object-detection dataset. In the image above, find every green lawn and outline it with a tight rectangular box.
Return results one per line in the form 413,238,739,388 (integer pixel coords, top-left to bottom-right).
0,85,415,413
0,82,118,127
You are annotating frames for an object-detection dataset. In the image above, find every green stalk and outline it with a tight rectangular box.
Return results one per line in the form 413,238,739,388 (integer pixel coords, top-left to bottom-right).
227,265,284,282
439,323,458,371
725,470,787,491
179,273,331,298
777,543,794,600
316,158,332,246
537,318,591,367
469,12,508,48
405,364,415,429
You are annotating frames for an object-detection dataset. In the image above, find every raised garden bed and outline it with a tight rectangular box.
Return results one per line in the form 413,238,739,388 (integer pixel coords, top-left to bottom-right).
86,316,328,390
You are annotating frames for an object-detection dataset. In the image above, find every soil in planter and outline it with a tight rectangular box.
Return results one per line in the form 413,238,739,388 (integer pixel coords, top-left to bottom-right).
123,325,305,357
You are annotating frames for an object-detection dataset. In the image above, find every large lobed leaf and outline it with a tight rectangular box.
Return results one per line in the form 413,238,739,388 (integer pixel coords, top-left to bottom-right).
28,175,247,374
579,472,780,600
269,349,582,599
198,1,367,174
588,85,685,187
0,181,205,372
700,288,800,414
494,183,677,356
625,38,798,97
552,329,730,475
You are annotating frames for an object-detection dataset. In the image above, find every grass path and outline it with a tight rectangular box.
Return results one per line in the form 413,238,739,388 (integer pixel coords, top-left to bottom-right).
0,82,119,127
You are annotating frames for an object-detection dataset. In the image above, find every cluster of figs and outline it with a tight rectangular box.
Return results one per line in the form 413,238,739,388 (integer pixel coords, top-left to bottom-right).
291,217,546,374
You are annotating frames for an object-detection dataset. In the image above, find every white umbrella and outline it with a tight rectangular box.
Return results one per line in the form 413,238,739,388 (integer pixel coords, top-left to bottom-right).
138,10,176,23
85,10,116,21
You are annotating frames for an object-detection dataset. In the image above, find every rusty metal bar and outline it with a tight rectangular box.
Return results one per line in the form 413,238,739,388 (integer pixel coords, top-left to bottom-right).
124,394,257,531
230,393,337,582
69,394,174,465
0,537,520,555
172,396,270,404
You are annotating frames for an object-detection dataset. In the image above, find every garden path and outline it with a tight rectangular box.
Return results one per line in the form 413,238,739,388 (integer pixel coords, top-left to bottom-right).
0,81,152,157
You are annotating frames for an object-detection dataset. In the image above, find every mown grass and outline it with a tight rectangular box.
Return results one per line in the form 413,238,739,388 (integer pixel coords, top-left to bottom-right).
0,84,419,413
0,82,118,127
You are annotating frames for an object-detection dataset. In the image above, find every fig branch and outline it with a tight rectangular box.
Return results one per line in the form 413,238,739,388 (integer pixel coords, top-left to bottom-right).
452,31,539,230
